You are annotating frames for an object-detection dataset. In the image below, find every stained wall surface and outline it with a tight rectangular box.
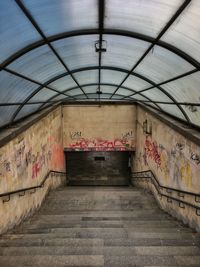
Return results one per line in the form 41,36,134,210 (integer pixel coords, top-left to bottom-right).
63,105,136,151
0,106,65,234
134,106,200,230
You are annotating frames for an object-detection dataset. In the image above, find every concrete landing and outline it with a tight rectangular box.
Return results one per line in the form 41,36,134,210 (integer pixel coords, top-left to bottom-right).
0,186,200,266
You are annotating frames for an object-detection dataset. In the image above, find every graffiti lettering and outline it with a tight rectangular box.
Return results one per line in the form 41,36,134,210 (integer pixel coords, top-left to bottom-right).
68,138,135,151
122,131,134,139
70,131,82,139
143,136,161,167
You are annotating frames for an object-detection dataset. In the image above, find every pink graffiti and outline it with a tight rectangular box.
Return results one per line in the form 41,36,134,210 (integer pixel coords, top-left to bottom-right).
144,136,161,167
68,138,135,151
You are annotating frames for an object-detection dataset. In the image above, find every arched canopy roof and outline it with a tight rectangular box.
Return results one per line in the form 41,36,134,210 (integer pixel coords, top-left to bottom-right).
0,0,200,128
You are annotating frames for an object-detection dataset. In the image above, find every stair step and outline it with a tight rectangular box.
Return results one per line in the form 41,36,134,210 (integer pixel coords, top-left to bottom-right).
0,255,104,267
0,246,199,256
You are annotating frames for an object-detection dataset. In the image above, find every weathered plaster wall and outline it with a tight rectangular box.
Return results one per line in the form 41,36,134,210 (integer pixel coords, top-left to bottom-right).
134,106,200,230
0,106,65,234
63,105,136,151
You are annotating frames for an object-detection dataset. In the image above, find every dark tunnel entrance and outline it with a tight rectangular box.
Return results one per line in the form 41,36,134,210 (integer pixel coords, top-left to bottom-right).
65,151,132,186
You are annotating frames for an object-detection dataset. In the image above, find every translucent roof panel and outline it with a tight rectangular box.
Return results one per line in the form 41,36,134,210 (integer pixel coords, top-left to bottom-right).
28,88,58,103
73,70,98,85
67,89,83,96
0,106,19,128
0,0,41,63
105,0,183,38
162,0,200,62
141,88,174,102
123,75,151,91
14,104,42,121
21,0,98,36
181,105,200,127
102,35,150,70
9,45,65,83
161,72,200,126
49,76,77,92
83,86,98,94
135,45,194,83
52,35,99,70
101,70,126,85
0,71,39,103
157,104,186,121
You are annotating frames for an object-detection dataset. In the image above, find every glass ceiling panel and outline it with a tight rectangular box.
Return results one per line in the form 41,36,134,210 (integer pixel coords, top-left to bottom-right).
135,45,194,83
52,35,99,70
161,72,200,104
157,104,186,121
83,86,98,94
117,88,133,96
101,70,126,84
49,76,77,92
0,106,19,128
102,35,150,70
0,71,39,103
73,70,98,85
14,104,41,121
67,89,83,96
123,75,151,91
28,88,58,103
181,105,200,127
105,0,183,38
22,0,98,36
162,0,200,62
9,45,65,83
50,94,68,102
141,88,174,102
161,72,200,126
0,0,41,63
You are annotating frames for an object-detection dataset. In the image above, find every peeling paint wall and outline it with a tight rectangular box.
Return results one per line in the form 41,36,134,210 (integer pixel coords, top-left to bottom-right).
63,105,136,151
0,107,65,234
134,106,200,230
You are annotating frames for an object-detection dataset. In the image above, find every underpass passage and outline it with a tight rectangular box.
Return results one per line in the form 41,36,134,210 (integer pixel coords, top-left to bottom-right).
66,151,131,186
0,186,200,267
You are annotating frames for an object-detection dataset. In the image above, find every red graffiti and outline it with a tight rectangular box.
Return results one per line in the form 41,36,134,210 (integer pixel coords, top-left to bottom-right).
144,136,161,167
68,138,135,151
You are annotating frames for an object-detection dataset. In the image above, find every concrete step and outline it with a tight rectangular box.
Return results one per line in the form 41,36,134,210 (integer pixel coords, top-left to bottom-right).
9,226,194,235
14,220,182,230
0,237,199,247
0,245,200,256
0,255,104,267
104,255,200,266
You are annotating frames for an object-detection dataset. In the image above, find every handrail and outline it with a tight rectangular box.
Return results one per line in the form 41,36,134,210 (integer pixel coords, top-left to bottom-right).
131,170,200,215
132,170,200,197
0,170,66,202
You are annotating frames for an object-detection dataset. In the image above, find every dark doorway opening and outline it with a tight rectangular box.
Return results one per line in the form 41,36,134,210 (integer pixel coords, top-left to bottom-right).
65,151,132,186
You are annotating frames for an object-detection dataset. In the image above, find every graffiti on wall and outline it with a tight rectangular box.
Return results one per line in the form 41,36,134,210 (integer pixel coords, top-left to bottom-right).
0,135,64,181
67,138,135,151
143,136,161,167
142,135,199,189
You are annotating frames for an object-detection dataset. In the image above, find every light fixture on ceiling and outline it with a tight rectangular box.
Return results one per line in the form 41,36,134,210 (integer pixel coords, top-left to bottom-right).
95,40,107,52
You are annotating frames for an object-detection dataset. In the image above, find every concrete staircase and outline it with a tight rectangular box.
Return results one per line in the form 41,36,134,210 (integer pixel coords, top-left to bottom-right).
0,186,200,266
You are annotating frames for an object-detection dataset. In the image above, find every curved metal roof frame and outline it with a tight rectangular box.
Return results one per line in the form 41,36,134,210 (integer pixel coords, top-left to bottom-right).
0,0,200,128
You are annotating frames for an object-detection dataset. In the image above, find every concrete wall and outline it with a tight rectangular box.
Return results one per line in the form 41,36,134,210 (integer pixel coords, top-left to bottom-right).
133,106,200,231
63,105,136,151
0,107,65,234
